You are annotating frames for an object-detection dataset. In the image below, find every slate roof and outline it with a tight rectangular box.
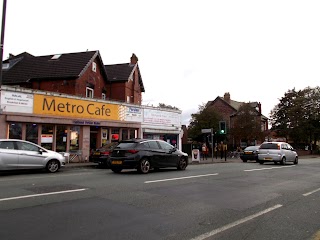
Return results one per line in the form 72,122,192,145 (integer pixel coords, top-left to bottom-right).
208,96,268,119
2,50,107,84
105,63,145,92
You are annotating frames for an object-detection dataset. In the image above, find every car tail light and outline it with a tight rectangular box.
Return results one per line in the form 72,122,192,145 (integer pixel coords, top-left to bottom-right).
127,149,139,154
101,151,110,156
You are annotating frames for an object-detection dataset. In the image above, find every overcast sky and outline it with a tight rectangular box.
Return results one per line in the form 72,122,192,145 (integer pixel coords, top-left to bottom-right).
1,0,320,125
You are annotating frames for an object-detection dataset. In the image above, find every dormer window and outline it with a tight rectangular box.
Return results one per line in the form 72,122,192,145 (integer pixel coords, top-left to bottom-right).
86,87,94,98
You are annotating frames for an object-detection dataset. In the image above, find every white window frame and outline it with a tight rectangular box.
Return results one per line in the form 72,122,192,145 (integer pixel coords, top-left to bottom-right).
86,87,94,98
92,62,97,72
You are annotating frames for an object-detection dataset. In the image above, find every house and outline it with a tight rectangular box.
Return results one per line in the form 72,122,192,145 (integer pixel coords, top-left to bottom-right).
0,51,183,159
2,51,144,104
206,92,268,147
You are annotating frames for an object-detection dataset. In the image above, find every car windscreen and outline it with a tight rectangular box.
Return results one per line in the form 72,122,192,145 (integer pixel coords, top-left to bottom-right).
245,146,258,151
260,143,278,149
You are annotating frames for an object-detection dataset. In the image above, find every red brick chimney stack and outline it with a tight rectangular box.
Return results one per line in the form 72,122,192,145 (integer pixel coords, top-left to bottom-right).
130,53,138,65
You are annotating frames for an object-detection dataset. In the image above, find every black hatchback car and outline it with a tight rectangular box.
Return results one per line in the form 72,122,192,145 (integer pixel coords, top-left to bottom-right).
109,138,188,174
240,145,260,162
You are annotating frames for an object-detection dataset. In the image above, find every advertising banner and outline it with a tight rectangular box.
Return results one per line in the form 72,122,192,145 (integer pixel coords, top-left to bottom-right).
0,91,33,113
33,94,120,120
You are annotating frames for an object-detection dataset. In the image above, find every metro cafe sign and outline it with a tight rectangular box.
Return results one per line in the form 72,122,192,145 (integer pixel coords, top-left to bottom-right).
33,94,120,120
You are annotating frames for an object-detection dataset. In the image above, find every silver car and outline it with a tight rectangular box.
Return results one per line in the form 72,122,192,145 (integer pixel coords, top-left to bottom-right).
0,139,66,173
258,141,298,165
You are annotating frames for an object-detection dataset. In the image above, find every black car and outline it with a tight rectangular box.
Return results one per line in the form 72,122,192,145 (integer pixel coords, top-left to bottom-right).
109,138,188,174
240,145,260,162
89,142,119,167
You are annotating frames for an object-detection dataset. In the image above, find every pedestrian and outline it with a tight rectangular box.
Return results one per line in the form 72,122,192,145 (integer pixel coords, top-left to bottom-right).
202,143,208,160
219,141,224,159
223,143,228,161
214,144,218,159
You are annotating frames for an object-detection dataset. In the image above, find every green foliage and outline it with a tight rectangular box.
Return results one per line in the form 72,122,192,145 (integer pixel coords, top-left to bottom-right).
187,103,221,141
270,86,320,144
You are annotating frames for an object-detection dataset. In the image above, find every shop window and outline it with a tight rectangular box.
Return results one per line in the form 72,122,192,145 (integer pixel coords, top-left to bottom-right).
41,124,54,150
9,123,22,139
129,129,136,139
56,125,67,152
70,126,80,151
26,123,38,144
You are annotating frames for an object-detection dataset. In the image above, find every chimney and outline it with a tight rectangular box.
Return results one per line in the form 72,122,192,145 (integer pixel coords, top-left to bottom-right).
258,102,261,114
224,92,230,103
130,53,138,65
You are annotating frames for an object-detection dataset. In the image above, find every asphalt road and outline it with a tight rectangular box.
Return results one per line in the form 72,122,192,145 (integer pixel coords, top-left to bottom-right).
0,158,320,240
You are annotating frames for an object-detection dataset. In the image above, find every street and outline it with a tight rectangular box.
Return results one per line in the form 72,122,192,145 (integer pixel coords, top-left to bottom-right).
0,158,320,240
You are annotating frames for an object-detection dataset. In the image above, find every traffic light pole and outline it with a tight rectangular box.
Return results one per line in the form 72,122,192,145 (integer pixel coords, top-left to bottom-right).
211,129,213,161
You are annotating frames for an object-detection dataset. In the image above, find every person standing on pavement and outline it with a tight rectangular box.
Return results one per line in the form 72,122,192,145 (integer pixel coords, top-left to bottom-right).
219,141,224,159
223,143,228,161
202,143,208,160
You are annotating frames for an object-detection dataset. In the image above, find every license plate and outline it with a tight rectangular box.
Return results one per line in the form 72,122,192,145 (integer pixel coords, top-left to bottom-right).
264,157,272,160
245,152,252,154
112,160,122,165
93,152,100,155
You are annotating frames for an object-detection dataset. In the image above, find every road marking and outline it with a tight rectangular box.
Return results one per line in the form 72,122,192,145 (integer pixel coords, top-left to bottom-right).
190,204,283,240
144,173,219,184
303,187,320,196
0,172,94,182
244,165,296,172
0,188,87,202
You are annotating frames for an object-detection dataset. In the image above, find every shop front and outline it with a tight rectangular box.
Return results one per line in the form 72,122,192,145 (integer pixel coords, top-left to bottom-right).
0,87,141,162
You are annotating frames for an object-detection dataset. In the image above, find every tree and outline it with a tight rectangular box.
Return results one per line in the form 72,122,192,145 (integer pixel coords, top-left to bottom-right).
230,103,265,146
270,87,320,146
187,103,221,142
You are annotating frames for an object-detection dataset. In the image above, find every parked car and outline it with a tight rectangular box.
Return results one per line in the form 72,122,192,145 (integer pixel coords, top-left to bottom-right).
240,145,259,162
109,138,188,174
0,139,66,173
89,142,119,167
258,141,298,165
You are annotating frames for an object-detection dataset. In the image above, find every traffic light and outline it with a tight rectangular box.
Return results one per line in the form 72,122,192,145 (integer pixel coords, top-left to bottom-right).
219,121,226,134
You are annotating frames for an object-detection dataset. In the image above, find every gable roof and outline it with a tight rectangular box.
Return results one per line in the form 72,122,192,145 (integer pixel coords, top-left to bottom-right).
105,63,145,92
2,50,108,84
207,95,268,119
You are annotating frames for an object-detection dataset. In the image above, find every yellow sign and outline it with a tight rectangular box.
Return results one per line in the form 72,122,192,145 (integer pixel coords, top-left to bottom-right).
33,94,120,120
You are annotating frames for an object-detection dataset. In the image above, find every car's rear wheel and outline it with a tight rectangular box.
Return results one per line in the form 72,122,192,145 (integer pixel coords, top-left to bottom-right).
137,158,151,174
46,160,60,173
111,168,122,173
177,157,187,170
281,157,286,165
294,156,298,165
242,160,247,163
259,160,264,164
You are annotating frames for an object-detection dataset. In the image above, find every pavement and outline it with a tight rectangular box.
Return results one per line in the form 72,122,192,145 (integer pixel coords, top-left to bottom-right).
64,154,320,168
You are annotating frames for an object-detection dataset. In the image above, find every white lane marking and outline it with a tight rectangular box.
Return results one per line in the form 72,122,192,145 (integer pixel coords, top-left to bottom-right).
190,204,283,240
0,188,87,202
303,187,320,196
244,165,296,172
144,173,219,184
0,172,94,182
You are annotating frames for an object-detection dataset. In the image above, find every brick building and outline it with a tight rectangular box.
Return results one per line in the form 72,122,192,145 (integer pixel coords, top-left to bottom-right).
0,51,183,160
206,92,268,148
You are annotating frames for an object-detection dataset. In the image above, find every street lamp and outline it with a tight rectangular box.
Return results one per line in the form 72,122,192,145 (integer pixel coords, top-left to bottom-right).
0,0,7,87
